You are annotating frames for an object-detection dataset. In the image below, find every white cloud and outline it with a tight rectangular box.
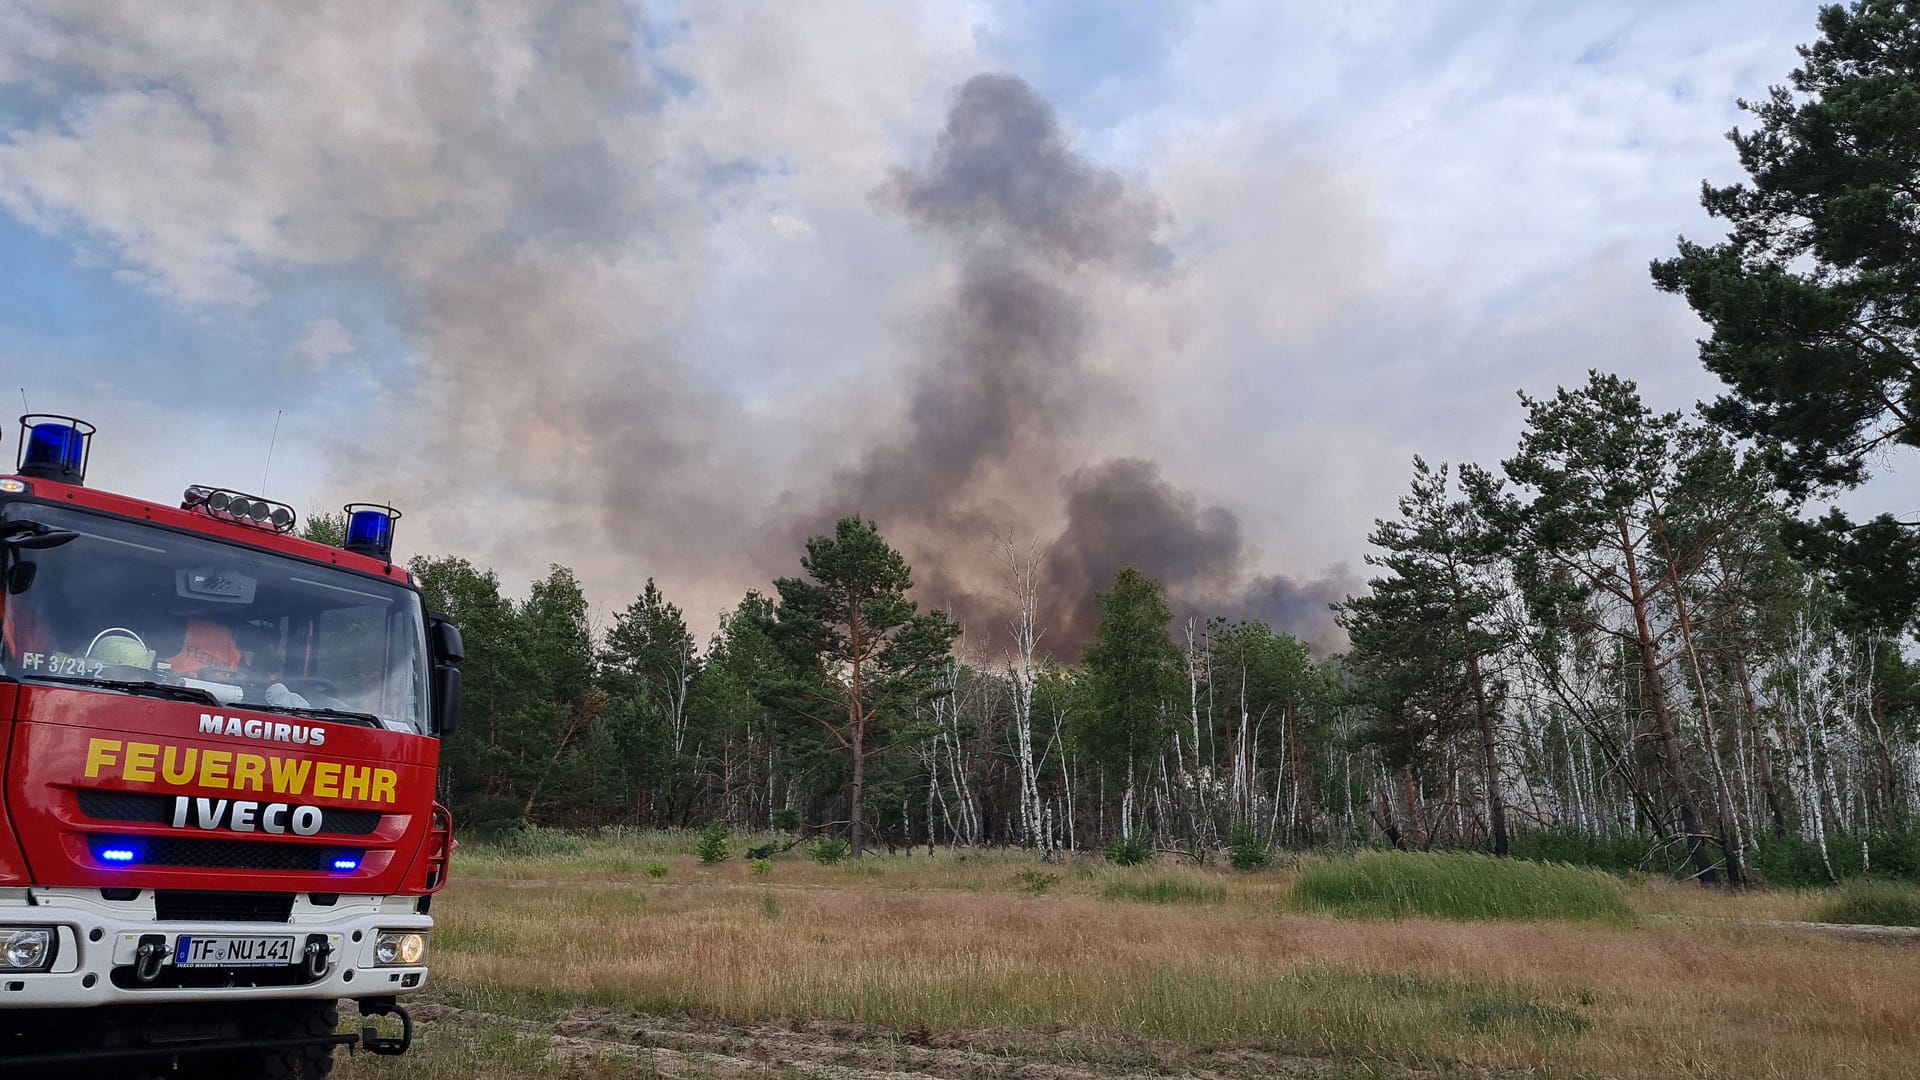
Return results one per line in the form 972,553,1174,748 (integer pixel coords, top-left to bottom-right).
283,318,355,374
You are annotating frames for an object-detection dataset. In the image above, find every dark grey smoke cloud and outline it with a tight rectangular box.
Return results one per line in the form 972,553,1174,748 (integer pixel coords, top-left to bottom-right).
793,73,1349,656
884,73,1170,273
1048,459,1354,654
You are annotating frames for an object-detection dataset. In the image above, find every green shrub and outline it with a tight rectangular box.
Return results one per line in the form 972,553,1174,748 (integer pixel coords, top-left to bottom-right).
812,837,851,865
489,823,584,858
642,863,669,879
1815,880,1920,927
744,841,782,860
1749,829,1920,886
771,808,803,832
1292,851,1633,924
1100,876,1227,904
1509,828,1656,875
1105,833,1154,867
1013,868,1058,896
1226,826,1271,872
750,858,772,877
695,820,731,864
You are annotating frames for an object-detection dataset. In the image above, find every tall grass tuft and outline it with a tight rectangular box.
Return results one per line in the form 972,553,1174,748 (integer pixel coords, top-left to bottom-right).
1100,875,1227,905
1292,851,1634,924
1815,879,1920,926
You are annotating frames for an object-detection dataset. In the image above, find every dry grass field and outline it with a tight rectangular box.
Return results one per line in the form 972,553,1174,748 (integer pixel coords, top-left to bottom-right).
336,835,1920,1079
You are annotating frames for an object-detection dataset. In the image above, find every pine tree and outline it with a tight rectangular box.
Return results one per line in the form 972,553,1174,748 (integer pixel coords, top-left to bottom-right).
1652,0,1920,632
1081,566,1181,841
768,518,959,857
1339,457,1514,855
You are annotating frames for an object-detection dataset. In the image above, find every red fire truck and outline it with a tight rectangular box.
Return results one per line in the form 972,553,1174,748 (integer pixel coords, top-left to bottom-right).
0,416,460,1076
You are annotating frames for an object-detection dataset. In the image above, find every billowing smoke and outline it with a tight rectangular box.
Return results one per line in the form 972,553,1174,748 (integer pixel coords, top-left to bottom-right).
790,74,1351,655
0,10,1352,658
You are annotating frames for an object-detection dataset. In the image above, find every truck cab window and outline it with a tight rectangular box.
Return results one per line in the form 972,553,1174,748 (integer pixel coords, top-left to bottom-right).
0,503,430,734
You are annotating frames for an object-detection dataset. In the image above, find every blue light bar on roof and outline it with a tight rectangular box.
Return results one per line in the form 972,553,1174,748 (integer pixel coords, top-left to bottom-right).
342,503,401,561
16,414,95,484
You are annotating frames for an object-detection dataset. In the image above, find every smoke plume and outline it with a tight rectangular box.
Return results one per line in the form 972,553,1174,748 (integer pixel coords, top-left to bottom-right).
0,9,1353,658
787,73,1350,655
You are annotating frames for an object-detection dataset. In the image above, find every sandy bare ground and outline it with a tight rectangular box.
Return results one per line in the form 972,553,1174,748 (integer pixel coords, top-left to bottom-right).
405,1002,1536,1079
1651,913,1920,944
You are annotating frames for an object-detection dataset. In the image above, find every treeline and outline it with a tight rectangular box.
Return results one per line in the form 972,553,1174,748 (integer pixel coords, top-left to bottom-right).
412,0,1920,884
403,378,1919,886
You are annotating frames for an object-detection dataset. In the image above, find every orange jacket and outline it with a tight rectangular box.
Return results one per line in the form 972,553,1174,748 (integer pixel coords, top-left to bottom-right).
166,620,242,677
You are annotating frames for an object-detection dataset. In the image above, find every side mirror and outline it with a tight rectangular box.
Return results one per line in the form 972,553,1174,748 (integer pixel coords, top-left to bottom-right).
6,561,34,595
0,521,77,550
428,615,465,666
431,664,461,737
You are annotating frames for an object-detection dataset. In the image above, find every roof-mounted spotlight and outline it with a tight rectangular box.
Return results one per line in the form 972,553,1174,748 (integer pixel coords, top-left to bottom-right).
182,486,298,534
16,415,95,485
343,503,400,561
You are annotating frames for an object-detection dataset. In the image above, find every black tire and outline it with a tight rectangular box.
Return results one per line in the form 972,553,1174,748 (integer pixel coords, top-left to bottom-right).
185,1000,338,1080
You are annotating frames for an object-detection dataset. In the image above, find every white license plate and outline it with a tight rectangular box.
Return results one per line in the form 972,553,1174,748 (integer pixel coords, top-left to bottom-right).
174,934,296,968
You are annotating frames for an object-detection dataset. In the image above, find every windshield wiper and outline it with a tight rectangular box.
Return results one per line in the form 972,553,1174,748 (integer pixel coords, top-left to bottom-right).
25,674,221,706
246,703,383,728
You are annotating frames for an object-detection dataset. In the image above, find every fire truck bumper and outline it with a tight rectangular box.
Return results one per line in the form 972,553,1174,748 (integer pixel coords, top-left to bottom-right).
0,889,432,1008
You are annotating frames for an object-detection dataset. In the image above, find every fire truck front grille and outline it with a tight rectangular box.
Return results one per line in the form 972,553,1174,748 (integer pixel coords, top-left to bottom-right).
154,890,296,923
76,790,385,835
76,789,172,824
115,836,356,873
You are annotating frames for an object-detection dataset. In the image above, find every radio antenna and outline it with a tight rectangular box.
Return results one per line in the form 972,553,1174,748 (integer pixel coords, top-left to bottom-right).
17,388,26,413
261,410,283,493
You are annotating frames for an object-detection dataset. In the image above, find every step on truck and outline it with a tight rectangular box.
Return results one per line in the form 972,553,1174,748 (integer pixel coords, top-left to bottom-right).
0,416,461,1077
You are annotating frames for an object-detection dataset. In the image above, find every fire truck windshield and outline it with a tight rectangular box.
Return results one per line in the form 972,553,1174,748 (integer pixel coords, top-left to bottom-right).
0,503,430,734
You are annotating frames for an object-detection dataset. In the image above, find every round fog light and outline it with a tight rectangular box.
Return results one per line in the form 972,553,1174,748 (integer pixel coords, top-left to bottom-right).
397,933,426,965
3,929,52,970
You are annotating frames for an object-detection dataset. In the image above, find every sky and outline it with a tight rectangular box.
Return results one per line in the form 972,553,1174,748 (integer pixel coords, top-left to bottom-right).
0,0,1877,656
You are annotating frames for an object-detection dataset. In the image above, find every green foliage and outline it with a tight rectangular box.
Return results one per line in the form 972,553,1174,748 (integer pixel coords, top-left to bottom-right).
1104,833,1154,867
768,517,961,857
1100,876,1226,904
1082,567,1181,785
1335,456,1513,853
1226,826,1271,872
298,510,345,547
1815,880,1920,927
759,893,781,920
1748,828,1920,886
1652,1,1920,630
695,820,731,864
485,823,585,858
1465,1000,1589,1035
772,808,802,832
811,836,850,865
1012,868,1058,895
750,858,772,877
1509,829,1662,875
642,863,669,879
1293,851,1634,924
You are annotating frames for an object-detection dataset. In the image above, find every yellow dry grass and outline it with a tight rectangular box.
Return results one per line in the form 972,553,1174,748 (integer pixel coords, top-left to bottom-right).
378,841,1920,1079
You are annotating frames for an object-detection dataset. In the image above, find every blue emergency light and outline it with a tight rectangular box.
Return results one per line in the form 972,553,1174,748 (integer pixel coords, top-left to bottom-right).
98,845,137,864
342,503,400,561
15,414,95,484
331,856,361,872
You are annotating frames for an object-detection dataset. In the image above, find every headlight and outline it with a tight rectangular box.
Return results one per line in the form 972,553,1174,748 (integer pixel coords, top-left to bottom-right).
374,931,427,967
0,928,54,971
